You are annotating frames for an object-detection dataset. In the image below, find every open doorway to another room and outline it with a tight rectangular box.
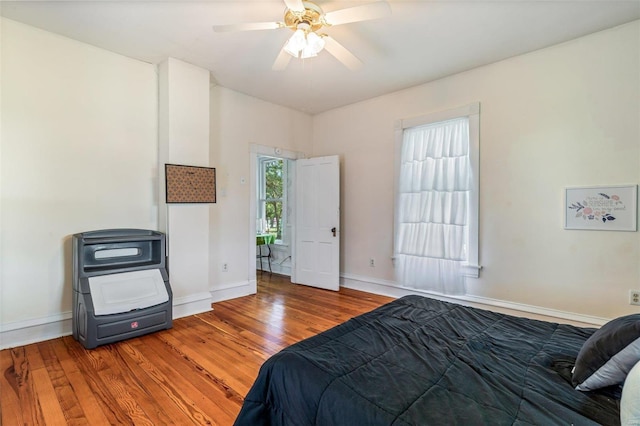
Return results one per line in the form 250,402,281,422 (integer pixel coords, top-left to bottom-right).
250,144,301,286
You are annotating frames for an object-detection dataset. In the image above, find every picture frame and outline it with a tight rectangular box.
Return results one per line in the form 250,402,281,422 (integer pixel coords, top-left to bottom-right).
565,184,637,231
165,164,216,204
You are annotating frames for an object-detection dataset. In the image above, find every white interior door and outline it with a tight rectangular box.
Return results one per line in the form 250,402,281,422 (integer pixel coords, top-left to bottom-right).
294,155,340,291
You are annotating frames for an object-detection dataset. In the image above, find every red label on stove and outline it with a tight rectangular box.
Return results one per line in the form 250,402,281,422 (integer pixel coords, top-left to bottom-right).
131,321,139,329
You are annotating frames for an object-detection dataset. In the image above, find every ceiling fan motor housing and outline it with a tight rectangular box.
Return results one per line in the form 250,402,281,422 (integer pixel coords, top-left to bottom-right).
284,1,325,32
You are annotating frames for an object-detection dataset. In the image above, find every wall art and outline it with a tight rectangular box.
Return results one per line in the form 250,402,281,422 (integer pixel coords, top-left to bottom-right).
165,164,216,203
565,185,637,231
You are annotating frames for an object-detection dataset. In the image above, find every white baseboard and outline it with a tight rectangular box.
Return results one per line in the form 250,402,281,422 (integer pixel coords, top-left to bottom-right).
341,273,609,327
0,312,73,350
2,274,608,350
172,292,213,319
0,292,214,350
210,279,256,303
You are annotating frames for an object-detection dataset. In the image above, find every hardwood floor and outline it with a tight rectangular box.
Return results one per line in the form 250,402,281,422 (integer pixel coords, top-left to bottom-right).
1,274,393,425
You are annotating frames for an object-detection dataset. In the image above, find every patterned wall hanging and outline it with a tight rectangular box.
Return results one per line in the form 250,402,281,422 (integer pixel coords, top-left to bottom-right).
165,164,216,203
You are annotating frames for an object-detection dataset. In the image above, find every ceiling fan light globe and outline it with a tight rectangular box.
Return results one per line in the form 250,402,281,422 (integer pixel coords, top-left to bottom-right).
301,44,318,59
284,41,301,58
286,28,306,53
306,31,325,53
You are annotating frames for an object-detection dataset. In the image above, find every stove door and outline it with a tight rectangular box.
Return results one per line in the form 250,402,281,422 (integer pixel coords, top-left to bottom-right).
88,269,168,316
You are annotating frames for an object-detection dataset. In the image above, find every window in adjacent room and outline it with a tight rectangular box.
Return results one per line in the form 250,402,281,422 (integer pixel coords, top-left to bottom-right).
257,156,288,243
394,103,480,295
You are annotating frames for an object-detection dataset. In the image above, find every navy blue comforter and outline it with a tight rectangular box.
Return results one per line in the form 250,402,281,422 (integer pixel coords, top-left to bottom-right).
234,296,620,426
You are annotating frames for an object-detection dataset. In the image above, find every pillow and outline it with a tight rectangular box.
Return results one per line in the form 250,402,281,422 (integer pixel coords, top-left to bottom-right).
572,313,640,392
621,360,640,425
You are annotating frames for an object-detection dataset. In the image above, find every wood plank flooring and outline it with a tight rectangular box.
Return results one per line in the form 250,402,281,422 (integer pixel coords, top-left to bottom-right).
1,274,393,425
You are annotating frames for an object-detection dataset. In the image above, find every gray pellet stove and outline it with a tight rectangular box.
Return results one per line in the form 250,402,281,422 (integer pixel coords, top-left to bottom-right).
72,229,173,349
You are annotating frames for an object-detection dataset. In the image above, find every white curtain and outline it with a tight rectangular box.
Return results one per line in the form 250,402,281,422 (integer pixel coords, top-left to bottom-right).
395,117,470,295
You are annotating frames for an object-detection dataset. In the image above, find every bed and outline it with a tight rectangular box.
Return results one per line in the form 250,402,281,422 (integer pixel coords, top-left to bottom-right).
234,295,636,426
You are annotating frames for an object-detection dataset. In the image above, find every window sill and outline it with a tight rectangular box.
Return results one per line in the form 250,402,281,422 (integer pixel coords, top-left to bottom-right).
462,264,482,278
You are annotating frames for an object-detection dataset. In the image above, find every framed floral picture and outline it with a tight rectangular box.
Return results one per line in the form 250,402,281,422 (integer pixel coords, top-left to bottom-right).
565,185,637,231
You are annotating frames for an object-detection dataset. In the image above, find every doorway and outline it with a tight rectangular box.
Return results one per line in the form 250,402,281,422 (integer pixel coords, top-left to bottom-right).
255,155,294,276
249,145,300,286
249,145,341,292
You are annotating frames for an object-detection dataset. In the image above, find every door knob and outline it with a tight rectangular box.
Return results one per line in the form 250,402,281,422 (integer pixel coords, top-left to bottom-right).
331,227,337,237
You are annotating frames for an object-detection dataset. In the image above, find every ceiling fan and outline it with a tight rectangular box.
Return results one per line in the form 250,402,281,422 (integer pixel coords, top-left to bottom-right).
212,0,391,71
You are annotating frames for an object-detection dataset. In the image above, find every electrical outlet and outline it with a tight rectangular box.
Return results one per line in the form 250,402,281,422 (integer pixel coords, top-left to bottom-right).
222,263,229,272
369,258,375,267
630,290,640,306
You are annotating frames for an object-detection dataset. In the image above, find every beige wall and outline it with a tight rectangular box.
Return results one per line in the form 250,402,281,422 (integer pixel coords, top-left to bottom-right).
158,58,213,316
209,86,312,299
1,19,158,325
312,21,640,319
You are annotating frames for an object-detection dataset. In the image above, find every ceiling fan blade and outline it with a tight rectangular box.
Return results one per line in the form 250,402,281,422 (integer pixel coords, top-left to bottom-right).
324,1,391,26
323,36,362,71
284,0,305,13
272,47,293,71
213,22,281,32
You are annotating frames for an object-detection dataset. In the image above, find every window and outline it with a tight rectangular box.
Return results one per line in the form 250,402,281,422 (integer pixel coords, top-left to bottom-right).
257,156,288,243
394,103,480,295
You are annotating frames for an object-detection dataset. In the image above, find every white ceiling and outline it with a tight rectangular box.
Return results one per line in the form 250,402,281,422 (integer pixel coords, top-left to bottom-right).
2,1,639,114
